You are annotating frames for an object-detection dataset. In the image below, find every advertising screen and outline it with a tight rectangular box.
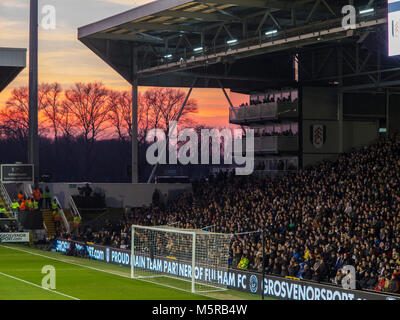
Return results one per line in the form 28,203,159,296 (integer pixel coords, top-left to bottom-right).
1,164,34,183
388,0,400,56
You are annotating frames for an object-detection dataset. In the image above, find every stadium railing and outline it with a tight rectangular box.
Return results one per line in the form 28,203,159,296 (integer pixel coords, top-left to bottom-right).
0,182,14,219
69,195,82,220
55,196,70,233
24,183,70,234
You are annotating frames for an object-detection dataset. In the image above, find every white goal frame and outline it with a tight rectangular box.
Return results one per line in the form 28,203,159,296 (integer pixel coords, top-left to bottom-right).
131,224,230,294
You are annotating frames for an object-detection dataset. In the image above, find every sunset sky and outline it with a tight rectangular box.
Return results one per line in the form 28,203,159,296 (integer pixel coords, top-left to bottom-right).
0,0,248,128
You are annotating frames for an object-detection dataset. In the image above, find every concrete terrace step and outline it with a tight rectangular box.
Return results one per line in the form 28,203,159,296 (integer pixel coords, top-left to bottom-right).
42,210,56,238
63,209,73,221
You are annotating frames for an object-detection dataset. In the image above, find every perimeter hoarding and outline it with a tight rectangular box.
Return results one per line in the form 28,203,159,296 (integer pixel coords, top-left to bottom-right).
388,0,400,56
1,164,34,184
55,239,399,300
0,232,30,243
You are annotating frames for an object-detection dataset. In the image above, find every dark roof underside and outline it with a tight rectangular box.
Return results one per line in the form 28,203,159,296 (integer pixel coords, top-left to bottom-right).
78,0,397,93
0,48,26,93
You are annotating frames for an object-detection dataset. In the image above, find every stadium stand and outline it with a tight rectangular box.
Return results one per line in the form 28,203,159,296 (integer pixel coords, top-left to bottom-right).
0,185,12,219
67,133,400,294
0,220,17,233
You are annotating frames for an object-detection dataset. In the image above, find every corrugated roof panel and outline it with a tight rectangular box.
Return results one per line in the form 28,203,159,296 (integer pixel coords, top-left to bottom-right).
102,27,119,33
171,17,188,22
146,16,175,23
113,28,131,34
132,16,155,23
185,4,209,12
170,2,197,11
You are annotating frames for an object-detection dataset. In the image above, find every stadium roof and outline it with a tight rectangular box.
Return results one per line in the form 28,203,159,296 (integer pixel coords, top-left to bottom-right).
0,48,26,93
78,0,393,93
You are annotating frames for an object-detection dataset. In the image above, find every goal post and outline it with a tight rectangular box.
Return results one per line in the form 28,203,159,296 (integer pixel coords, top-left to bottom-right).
130,225,232,294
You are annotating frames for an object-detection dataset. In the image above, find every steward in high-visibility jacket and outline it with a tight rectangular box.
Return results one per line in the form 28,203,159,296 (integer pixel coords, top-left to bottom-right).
53,209,62,222
10,201,20,211
43,187,52,209
17,192,24,201
51,200,58,211
43,190,51,199
27,199,34,211
33,188,42,201
19,201,26,211
33,200,39,211
0,207,6,214
73,216,82,228
237,256,249,270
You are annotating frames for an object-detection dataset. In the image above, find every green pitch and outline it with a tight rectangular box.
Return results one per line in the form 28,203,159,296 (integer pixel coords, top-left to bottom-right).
0,244,266,300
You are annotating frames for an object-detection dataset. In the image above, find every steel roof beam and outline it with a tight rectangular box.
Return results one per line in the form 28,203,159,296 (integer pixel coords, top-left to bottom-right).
120,21,199,33
152,9,237,22
196,1,239,19
137,17,386,77
199,0,315,10
87,33,164,44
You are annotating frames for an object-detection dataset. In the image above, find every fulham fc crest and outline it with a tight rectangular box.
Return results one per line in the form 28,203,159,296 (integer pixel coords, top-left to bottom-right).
310,124,326,149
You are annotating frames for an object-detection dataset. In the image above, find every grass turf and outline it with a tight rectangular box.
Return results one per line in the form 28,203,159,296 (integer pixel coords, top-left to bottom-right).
0,244,270,300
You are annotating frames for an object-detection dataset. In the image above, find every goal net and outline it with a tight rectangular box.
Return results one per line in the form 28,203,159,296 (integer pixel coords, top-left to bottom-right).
131,225,232,294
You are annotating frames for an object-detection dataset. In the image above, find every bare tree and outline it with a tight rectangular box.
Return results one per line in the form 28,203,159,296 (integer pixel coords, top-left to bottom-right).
64,82,110,143
58,101,76,139
143,88,198,134
0,86,47,141
64,82,110,175
40,82,64,141
108,89,181,144
108,90,133,141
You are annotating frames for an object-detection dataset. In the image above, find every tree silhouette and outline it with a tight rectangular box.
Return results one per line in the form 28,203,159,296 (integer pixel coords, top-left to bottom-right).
108,90,133,142
143,88,198,133
40,82,64,142
0,86,47,141
63,82,110,176
0,83,201,182
64,82,110,142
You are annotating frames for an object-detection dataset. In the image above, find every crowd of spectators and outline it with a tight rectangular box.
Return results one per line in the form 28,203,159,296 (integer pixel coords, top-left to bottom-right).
239,95,298,107
74,134,400,294
254,129,297,137
0,221,17,233
255,160,288,171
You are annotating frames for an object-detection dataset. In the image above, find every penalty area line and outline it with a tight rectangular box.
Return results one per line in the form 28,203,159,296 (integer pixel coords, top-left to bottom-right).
0,270,80,300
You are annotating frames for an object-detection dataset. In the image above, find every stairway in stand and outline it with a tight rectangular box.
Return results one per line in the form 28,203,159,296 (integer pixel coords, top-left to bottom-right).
0,191,12,219
63,209,74,231
42,209,56,238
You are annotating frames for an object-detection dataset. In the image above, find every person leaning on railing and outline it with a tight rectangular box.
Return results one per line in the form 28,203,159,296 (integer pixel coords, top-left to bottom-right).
53,208,62,232
52,198,62,231
73,216,82,234
237,254,249,270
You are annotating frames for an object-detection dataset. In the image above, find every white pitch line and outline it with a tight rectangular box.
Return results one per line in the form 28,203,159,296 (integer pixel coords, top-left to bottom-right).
0,245,216,299
0,270,79,300
0,245,131,279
